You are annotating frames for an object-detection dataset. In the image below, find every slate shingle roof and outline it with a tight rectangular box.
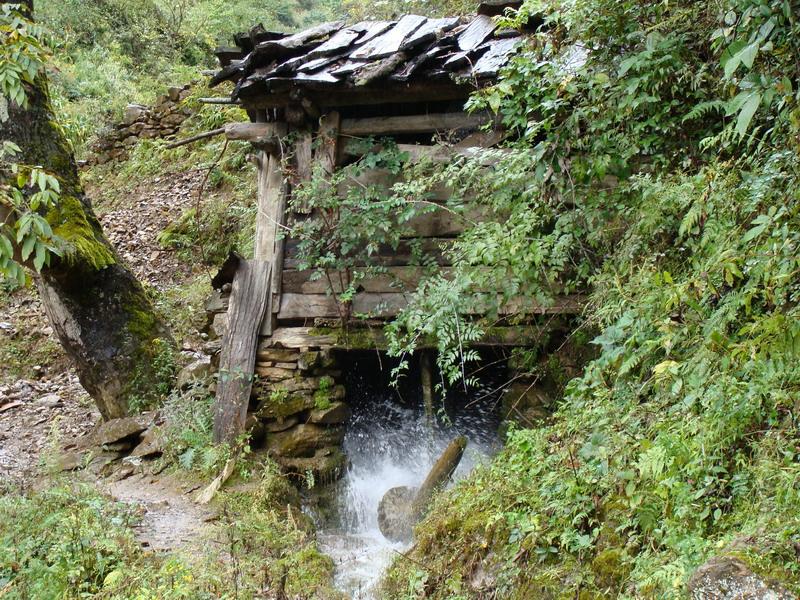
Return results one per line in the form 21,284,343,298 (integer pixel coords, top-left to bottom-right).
211,11,530,103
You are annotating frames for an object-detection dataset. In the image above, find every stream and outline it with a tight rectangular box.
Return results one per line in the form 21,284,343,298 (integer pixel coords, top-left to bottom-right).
308,354,504,599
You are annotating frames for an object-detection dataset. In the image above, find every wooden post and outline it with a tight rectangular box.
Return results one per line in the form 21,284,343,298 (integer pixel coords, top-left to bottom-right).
316,111,341,179
421,351,435,426
254,141,288,334
213,260,271,444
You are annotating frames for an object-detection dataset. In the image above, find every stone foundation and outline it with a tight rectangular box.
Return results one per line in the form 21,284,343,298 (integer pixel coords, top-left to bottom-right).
204,289,349,485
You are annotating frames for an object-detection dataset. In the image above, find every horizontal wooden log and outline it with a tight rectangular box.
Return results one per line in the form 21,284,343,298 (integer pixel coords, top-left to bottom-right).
240,82,473,110
257,325,568,350
343,143,511,165
224,122,288,142
274,292,586,321
282,266,447,294
282,238,453,269
259,327,339,349
340,112,491,136
199,97,240,105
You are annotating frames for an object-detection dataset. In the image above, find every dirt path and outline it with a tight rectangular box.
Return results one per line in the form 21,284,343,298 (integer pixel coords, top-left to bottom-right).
103,471,217,552
1,168,217,554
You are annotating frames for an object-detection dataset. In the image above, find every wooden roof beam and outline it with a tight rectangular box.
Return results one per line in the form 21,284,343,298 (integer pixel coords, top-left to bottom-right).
340,111,491,136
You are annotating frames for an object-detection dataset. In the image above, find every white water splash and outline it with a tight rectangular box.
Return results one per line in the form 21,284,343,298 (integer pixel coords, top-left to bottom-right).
315,382,501,599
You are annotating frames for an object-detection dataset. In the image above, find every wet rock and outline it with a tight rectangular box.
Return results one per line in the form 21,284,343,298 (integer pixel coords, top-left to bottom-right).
257,391,315,419
176,357,212,389
377,436,467,542
95,414,153,446
263,415,300,433
280,447,346,484
309,401,351,425
377,486,416,542
265,424,344,458
688,556,796,600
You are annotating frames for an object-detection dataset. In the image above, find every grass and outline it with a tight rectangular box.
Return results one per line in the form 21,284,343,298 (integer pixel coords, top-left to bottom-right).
0,473,341,599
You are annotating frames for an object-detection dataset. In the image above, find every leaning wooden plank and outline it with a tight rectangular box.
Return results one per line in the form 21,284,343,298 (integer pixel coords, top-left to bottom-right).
254,151,288,336
213,260,271,444
225,122,287,142
351,15,427,60
457,14,496,51
340,112,489,136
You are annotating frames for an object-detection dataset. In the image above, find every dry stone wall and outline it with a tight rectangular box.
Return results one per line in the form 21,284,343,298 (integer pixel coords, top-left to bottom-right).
87,85,193,165
204,289,348,486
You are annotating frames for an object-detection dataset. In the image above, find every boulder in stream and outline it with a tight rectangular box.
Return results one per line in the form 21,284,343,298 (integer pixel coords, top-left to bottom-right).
377,436,467,542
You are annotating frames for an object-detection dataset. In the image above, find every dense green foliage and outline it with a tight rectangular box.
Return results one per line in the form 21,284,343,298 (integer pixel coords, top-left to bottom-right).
380,0,800,597
0,477,339,599
36,0,337,154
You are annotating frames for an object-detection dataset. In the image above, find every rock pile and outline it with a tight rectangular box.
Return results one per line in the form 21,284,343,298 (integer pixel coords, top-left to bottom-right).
87,84,193,165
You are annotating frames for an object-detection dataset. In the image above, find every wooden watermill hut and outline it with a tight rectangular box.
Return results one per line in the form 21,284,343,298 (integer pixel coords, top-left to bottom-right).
204,3,582,479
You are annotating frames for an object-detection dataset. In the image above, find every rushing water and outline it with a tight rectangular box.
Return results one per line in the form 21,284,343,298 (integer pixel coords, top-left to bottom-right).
309,354,504,599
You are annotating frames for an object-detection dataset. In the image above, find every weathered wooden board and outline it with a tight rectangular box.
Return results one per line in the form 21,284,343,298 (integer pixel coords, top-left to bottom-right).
317,111,341,175
259,324,563,351
274,291,586,321
282,237,453,268
259,327,339,350
276,292,410,320
351,15,427,60
343,142,509,164
457,14,496,51
340,112,489,136
225,122,287,142
294,130,314,183
213,260,271,443
282,266,448,294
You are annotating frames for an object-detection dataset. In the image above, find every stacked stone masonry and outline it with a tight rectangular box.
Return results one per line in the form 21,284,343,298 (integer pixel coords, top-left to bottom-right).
204,288,348,485
87,84,193,165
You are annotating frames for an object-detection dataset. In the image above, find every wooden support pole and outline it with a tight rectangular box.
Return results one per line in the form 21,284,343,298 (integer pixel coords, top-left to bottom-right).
420,351,435,425
254,149,288,335
164,127,225,149
213,260,271,444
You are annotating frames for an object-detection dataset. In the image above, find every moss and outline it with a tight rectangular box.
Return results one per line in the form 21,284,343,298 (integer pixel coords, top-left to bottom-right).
591,548,630,592
46,195,115,269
